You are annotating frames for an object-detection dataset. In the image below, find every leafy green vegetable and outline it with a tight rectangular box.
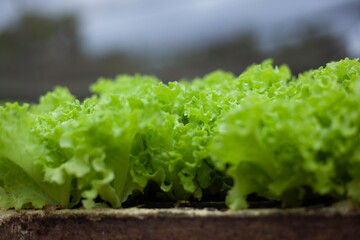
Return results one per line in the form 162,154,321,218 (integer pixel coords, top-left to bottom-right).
0,102,72,208
0,58,359,210
211,58,360,209
91,74,228,201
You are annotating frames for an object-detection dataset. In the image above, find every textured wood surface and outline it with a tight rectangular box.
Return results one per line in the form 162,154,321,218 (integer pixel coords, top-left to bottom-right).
1,208,360,240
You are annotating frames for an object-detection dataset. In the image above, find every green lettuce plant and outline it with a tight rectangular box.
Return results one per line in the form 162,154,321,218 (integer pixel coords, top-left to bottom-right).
0,58,359,210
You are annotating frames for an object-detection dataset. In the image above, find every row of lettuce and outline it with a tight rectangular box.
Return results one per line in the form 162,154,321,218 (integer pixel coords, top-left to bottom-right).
0,58,359,210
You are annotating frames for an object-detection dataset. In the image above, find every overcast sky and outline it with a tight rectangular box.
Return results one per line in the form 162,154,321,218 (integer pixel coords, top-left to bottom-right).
0,0,359,57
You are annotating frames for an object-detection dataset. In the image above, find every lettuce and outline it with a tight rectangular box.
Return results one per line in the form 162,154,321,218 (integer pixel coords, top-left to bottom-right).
91,74,228,201
0,103,72,208
211,58,360,209
0,58,359,210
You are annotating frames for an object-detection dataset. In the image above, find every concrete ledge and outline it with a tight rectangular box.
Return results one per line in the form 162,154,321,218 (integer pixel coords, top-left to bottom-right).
1,208,360,240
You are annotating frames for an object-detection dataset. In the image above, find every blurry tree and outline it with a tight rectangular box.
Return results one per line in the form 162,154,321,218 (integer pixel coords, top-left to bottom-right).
0,15,78,66
152,29,347,81
0,13,349,101
0,13,140,101
272,28,347,74
152,33,264,81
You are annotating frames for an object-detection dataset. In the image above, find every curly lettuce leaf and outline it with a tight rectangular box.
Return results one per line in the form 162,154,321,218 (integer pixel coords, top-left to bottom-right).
211,58,360,209
0,103,72,209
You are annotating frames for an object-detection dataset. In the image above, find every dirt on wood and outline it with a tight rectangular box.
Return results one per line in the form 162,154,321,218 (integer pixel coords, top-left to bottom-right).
1,208,360,240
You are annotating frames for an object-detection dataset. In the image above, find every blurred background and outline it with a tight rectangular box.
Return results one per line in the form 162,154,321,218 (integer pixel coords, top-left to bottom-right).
0,0,359,101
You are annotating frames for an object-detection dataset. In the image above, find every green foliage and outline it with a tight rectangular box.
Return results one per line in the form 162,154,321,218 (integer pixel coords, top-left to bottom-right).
211,58,360,209
0,58,359,210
